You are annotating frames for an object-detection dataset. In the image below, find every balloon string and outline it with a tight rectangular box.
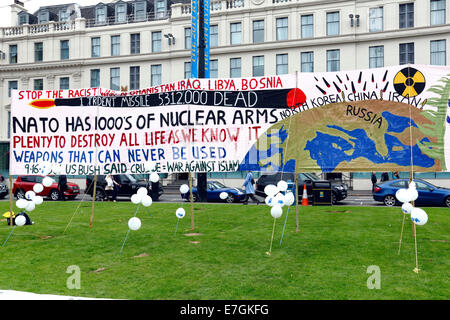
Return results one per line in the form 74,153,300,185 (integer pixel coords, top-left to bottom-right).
63,178,95,234
119,229,131,254
2,226,16,248
280,207,290,246
174,218,180,236
269,218,277,254
398,212,406,255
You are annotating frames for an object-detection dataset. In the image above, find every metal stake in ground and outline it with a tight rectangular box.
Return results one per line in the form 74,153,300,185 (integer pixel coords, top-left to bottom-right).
266,218,277,256
189,172,194,230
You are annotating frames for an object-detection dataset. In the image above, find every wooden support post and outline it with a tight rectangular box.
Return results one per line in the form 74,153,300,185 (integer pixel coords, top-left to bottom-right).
189,172,194,230
295,171,299,233
89,175,98,229
9,175,13,227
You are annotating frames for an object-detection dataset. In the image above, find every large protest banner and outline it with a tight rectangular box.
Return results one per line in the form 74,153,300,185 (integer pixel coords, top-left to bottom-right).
9,65,450,175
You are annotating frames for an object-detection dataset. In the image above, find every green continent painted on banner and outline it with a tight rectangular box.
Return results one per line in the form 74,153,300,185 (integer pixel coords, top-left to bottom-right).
249,99,446,172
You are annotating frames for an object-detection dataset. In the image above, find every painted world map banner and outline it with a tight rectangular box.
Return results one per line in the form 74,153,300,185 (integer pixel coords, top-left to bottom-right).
10,65,450,175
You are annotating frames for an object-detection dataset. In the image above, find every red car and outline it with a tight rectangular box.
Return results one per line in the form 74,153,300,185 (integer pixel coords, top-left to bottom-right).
13,175,80,201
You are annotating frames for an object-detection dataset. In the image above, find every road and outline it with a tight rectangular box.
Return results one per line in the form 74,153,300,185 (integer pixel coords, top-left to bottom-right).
0,190,382,207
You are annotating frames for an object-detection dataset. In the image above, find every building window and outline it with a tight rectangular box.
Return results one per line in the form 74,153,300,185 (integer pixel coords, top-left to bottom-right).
90,69,100,87
210,60,218,78
9,45,17,64
134,1,146,21
110,67,120,90
301,52,314,72
399,42,414,64
60,40,69,60
91,37,100,57
369,7,383,32
8,111,11,139
327,49,340,72
184,62,191,79
326,12,340,36
276,54,288,75
131,33,140,54
369,46,384,68
38,10,49,24
18,13,28,25
253,20,264,43
184,28,191,50
96,5,106,24
211,25,218,47
116,4,126,23
230,58,241,78
151,65,162,86
111,35,120,56
301,15,313,38
155,0,166,19
430,40,446,65
34,79,44,90
59,9,70,22
152,31,162,52
230,22,242,45
130,66,140,90
431,0,446,25
8,81,18,98
276,17,288,41
60,77,70,90
399,3,414,28
252,56,264,77
34,42,43,62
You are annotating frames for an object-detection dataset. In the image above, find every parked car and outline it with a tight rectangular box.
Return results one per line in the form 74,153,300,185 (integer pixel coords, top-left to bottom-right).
373,179,450,207
13,175,80,201
181,180,246,203
0,183,8,199
85,174,163,201
255,172,348,204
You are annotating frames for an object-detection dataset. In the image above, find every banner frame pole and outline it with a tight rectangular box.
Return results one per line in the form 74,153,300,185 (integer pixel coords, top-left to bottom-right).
89,175,98,229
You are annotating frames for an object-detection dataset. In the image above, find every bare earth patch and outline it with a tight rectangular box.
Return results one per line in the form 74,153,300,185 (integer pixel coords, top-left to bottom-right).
40,236,52,240
133,253,149,258
190,241,200,244
92,268,106,273
184,233,203,237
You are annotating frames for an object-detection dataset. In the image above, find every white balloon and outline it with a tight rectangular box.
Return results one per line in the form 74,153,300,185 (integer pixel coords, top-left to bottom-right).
179,184,189,194
411,208,428,226
25,191,36,200
270,205,283,219
141,195,153,207
277,180,288,192
401,202,413,214
33,183,44,194
283,192,295,206
219,192,228,200
32,196,44,205
176,207,186,219
42,176,54,187
265,196,275,207
264,184,278,197
407,188,419,202
409,181,416,190
150,172,160,183
15,215,26,227
25,201,35,212
137,187,148,196
274,193,285,207
395,189,409,203
128,217,141,231
130,193,142,204
16,199,28,209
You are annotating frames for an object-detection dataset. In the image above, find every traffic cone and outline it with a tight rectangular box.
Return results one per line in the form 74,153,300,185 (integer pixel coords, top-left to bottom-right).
301,183,309,206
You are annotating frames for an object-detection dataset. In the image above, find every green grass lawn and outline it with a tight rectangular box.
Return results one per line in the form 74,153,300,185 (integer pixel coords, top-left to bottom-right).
0,201,448,300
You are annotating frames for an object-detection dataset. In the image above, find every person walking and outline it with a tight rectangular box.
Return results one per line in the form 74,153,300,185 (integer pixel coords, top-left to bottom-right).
242,171,261,205
371,172,377,193
393,171,400,179
111,175,121,202
381,172,389,182
57,175,68,201
105,175,114,201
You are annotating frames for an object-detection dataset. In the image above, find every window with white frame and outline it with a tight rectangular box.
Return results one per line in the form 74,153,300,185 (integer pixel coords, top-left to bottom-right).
276,17,288,41
90,69,100,87
151,65,162,86
184,62,191,79
34,42,43,62
130,66,140,90
116,3,127,23
9,45,17,64
399,42,414,64
276,54,288,75
252,56,264,77
96,5,106,24
8,80,18,97
152,31,162,52
60,77,70,90
210,60,218,78
253,20,264,43
211,25,218,47
326,12,340,36
431,0,446,25
301,15,313,38
369,46,384,68
59,9,70,22
399,3,414,28
301,52,314,72
34,79,44,90
110,67,120,90
327,49,340,71
134,1,146,21
91,37,100,57
230,22,242,45
230,58,241,78
131,33,140,54
184,28,191,50
60,40,69,60
369,7,383,32
430,40,446,65
111,36,120,56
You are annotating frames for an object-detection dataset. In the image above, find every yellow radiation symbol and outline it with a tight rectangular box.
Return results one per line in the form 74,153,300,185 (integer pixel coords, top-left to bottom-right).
393,67,426,97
